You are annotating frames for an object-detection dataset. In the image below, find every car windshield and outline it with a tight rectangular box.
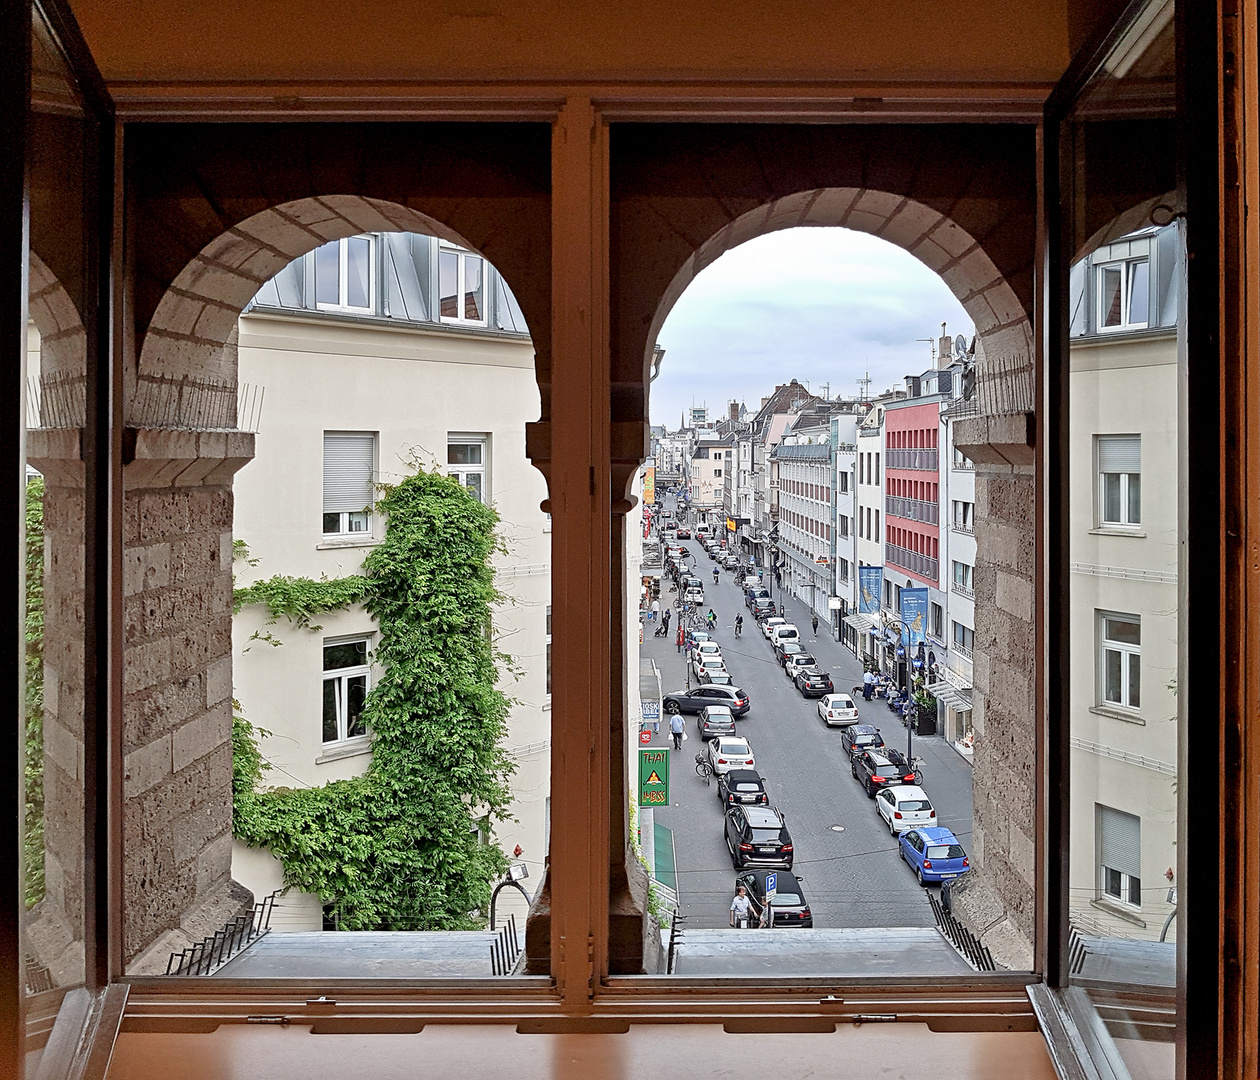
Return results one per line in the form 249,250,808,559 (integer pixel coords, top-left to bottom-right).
926,844,966,859
749,828,782,842
899,799,931,811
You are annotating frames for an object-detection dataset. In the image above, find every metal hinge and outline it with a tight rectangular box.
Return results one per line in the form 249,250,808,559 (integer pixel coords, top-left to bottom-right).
246,1015,291,1025
586,934,596,1002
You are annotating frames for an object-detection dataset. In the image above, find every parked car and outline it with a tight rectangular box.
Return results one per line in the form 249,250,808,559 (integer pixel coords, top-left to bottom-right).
697,705,737,740
817,692,860,727
793,666,834,697
683,586,705,604
740,574,762,590
776,642,808,668
722,554,741,569
899,827,970,886
875,784,937,835
750,598,777,620
745,586,770,605
694,641,723,661
769,624,800,648
685,628,712,648
851,748,918,797
725,804,794,869
676,528,692,538
717,768,769,806
736,869,812,927
760,616,787,640
691,654,728,681
707,735,756,776
840,723,884,758
702,671,735,686
662,684,750,717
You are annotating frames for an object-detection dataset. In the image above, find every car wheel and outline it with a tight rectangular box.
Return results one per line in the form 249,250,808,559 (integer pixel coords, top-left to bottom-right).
889,818,896,836
916,866,926,887
865,779,875,799
665,701,681,715
899,844,906,862
850,761,857,778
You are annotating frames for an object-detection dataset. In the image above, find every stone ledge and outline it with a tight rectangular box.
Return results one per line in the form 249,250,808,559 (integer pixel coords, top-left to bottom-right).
954,413,1035,468
27,427,84,487
123,428,256,490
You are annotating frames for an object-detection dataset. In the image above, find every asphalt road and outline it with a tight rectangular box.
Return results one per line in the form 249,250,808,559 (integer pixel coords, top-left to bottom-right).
642,521,973,933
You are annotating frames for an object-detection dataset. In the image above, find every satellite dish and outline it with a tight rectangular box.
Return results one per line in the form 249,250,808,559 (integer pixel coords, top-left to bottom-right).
953,334,970,360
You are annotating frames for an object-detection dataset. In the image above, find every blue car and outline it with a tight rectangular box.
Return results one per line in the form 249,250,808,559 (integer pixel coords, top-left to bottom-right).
898,827,970,886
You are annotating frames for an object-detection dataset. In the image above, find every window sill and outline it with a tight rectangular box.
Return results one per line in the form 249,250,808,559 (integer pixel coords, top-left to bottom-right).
1088,527,1146,538
1090,897,1147,928
315,738,373,764
1088,705,1145,725
318,538,382,551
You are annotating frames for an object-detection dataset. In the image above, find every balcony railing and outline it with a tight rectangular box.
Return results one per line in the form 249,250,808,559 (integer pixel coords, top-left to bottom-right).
885,496,939,525
951,521,975,536
951,640,974,661
885,543,938,582
886,448,938,471
951,458,975,471
951,583,974,599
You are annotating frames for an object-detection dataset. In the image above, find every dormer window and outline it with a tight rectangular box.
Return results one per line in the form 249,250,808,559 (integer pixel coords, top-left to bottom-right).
1097,257,1149,331
439,243,487,326
314,235,376,313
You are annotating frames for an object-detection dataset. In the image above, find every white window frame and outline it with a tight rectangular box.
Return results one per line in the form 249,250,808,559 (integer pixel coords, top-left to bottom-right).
1096,434,1142,527
1095,257,1150,333
438,242,489,327
952,561,973,590
1097,805,1142,909
322,637,372,747
1098,611,1141,712
313,235,377,314
447,434,489,504
323,431,377,539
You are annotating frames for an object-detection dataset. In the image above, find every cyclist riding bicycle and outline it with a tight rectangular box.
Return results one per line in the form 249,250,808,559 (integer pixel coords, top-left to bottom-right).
712,567,720,584
734,614,743,637
706,609,717,630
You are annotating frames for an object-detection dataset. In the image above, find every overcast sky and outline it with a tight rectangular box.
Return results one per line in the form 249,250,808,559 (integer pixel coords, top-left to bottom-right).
650,227,973,428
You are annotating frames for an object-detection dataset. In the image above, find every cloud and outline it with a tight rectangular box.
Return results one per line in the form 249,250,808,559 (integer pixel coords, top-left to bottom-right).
651,227,973,425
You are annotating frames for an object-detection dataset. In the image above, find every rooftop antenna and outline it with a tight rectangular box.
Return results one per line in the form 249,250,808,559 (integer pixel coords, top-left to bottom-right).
820,382,830,400
856,372,872,401
916,337,937,362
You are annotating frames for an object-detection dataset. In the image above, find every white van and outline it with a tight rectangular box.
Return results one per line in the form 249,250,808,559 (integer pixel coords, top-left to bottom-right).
769,624,800,647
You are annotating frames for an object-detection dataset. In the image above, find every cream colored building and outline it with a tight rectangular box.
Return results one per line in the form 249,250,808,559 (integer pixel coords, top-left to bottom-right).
229,232,551,930
1068,226,1180,941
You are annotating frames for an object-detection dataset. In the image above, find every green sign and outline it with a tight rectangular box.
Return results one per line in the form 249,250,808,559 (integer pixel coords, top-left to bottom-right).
638,747,670,806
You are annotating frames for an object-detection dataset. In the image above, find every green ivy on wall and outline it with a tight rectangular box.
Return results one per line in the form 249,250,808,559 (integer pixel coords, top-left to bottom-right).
233,468,515,930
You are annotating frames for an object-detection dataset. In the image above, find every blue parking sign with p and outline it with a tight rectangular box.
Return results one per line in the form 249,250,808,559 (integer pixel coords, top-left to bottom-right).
765,872,777,898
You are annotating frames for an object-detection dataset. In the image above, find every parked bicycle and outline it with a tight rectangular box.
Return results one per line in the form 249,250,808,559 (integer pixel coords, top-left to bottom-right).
909,757,926,782
695,753,714,785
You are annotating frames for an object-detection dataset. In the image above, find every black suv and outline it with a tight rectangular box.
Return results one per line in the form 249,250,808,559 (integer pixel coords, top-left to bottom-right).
717,768,769,807
851,748,918,797
745,586,770,607
662,684,750,717
750,598,777,621
840,724,884,759
724,804,794,869
794,666,834,697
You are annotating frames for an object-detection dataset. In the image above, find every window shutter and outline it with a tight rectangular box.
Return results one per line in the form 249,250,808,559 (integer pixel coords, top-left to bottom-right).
1098,435,1141,473
1099,805,1141,876
323,433,375,513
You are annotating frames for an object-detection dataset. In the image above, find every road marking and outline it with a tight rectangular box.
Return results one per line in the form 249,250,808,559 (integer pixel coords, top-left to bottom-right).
830,825,846,832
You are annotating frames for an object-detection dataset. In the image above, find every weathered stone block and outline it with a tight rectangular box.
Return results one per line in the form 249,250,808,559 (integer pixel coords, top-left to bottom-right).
172,701,232,773
124,735,172,798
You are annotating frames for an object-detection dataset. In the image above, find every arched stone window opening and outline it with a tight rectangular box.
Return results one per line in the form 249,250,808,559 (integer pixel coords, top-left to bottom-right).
122,196,550,975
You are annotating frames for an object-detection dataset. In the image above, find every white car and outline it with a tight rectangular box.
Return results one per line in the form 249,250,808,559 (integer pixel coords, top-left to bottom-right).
875,784,937,835
741,574,761,590
683,587,705,604
769,624,800,647
707,735,756,776
761,616,787,640
692,654,728,681
817,692,860,727
695,641,723,661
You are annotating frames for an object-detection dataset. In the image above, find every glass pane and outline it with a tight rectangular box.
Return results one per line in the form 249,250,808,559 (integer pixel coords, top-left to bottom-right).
448,442,481,465
463,256,484,321
346,676,367,738
1101,266,1123,326
439,249,458,317
322,679,339,742
463,472,483,503
324,640,367,670
1128,260,1150,325
1064,2,1178,1073
1103,472,1121,522
323,511,341,533
348,512,370,533
345,236,371,309
315,242,340,306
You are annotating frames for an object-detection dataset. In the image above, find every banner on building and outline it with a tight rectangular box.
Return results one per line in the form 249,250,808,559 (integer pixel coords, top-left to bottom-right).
900,587,929,646
643,466,655,505
858,565,883,614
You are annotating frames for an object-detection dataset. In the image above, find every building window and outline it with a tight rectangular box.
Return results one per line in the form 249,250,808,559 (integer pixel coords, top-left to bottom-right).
874,509,879,541
323,638,370,745
313,235,376,313
839,515,849,538
714,469,722,478
930,602,943,639
1096,257,1149,331
1097,805,1142,908
546,605,552,699
952,621,974,653
874,452,880,484
1099,612,1141,710
323,431,376,536
1097,434,1141,526
839,558,850,582
839,471,849,494
438,243,487,325
952,561,973,590
448,435,488,503
952,500,974,530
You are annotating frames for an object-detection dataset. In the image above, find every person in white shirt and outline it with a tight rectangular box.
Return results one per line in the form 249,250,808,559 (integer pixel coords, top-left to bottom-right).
730,885,753,928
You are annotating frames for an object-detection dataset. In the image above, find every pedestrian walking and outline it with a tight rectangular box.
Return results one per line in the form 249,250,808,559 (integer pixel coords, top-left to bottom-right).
811,612,819,637
651,598,660,623
669,711,685,750
862,669,875,701
730,885,753,929
676,624,684,653
662,608,671,633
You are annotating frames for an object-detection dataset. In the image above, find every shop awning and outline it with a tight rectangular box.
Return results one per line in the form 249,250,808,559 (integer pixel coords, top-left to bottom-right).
925,680,972,712
843,613,875,633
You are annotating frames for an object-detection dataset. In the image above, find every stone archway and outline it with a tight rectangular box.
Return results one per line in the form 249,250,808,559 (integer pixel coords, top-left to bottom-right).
120,196,540,971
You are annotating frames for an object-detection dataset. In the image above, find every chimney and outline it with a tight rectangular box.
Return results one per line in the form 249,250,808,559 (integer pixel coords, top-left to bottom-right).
729,401,740,422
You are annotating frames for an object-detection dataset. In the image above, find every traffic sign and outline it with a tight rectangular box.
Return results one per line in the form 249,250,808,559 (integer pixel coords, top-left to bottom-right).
639,725,653,745
638,747,670,806
765,872,777,901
